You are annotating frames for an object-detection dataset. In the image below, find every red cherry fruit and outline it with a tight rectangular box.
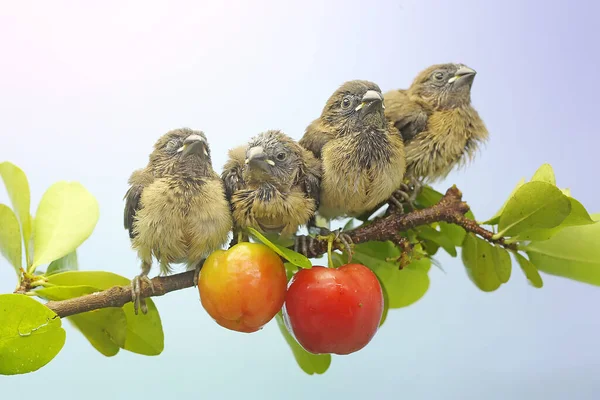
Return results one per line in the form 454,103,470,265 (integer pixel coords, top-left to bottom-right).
283,263,384,355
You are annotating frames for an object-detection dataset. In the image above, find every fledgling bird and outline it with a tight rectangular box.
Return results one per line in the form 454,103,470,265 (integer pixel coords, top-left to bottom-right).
221,130,321,241
124,128,232,314
384,63,489,186
298,80,406,254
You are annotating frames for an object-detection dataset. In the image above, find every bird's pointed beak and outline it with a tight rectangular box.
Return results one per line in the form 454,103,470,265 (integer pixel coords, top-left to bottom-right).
245,146,274,171
448,66,477,84
178,134,209,157
355,90,385,117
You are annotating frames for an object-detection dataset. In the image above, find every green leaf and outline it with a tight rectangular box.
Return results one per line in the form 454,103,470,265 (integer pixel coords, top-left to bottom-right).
416,225,457,257
31,181,99,269
530,163,556,185
0,204,22,275
512,197,595,241
35,285,99,300
379,287,389,327
0,294,66,375
482,178,526,225
46,250,78,275
416,186,443,208
490,245,511,283
438,222,466,247
461,233,502,292
247,227,312,269
284,262,298,281
343,218,359,232
352,242,430,308
69,310,126,357
330,251,348,268
561,188,571,197
523,215,600,286
421,238,440,256
514,252,543,288
35,285,126,356
0,162,32,266
497,181,571,237
276,312,330,375
46,271,164,355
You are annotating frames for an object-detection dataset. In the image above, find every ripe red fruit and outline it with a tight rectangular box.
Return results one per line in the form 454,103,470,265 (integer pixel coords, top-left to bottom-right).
198,242,287,333
283,263,384,355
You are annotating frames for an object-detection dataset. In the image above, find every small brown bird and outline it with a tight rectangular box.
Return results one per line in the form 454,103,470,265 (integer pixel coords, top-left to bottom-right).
221,130,321,241
298,80,406,254
124,128,232,314
384,63,489,185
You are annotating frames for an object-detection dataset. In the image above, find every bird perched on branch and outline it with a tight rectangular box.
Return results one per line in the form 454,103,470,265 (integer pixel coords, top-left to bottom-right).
384,63,488,191
221,130,321,243
124,128,232,314
298,80,406,256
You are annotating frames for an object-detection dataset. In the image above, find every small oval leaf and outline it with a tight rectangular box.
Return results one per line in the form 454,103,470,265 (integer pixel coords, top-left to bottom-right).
45,271,164,356
276,312,331,375
35,285,127,357
462,234,502,292
31,181,99,268
491,245,511,283
530,163,556,185
523,215,600,286
46,250,78,275
352,242,430,308
0,204,22,275
0,294,66,375
247,227,312,269
514,252,543,288
498,181,571,237
416,225,457,257
513,197,595,242
0,162,32,265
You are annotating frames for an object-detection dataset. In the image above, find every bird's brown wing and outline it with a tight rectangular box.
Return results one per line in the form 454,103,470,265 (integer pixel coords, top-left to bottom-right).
384,89,429,143
221,146,247,204
296,149,322,208
298,119,336,159
123,168,154,239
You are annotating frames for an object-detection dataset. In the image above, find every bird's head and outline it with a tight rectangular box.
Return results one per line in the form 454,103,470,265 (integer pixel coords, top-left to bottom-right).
319,80,387,135
408,63,477,109
150,128,213,175
244,130,303,187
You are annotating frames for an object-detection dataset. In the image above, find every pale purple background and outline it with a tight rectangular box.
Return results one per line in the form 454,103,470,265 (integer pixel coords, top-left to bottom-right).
1,1,599,398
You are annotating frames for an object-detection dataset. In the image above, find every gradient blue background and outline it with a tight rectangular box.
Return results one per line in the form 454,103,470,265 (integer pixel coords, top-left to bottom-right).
1,1,599,398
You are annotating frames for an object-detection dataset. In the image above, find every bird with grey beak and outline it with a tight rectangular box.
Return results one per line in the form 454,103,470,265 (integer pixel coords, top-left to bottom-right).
124,128,232,314
297,80,406,258
222,129,320,243
384,63,489,197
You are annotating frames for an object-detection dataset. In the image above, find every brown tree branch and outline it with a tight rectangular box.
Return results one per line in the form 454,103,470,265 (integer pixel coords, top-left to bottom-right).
45,271,196,318
30,186,511,319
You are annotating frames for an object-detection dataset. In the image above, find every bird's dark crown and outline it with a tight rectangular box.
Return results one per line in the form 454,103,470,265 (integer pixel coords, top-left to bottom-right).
148,128,213,178
409,63,476,109
319,80,387,135
243,130,303,189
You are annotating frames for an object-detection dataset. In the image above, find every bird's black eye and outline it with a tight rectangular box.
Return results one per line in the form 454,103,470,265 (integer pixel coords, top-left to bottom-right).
276,152,286,161
341,96,352,109
434,72,444,81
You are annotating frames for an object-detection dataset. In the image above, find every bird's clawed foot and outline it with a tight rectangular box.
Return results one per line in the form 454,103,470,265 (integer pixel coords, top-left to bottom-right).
294,234,319,258
131,274,155,315
317,228,354,266
293,228,354,265
388,178,424,214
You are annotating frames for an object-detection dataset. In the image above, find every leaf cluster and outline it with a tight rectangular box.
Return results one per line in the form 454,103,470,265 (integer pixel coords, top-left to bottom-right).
1,162,598,376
